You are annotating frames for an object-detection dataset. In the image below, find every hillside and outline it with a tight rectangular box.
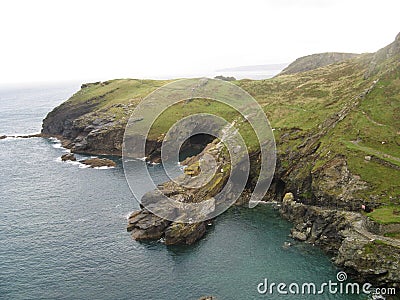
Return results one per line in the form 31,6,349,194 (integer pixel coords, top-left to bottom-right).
42,33,400,286
277,52,359,76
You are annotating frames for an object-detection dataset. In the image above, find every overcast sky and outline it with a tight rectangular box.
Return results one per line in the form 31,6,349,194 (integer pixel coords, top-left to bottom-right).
0,0,399,84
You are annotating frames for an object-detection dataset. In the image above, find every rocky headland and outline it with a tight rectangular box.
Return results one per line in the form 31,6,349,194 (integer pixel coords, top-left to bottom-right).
41,33,400,288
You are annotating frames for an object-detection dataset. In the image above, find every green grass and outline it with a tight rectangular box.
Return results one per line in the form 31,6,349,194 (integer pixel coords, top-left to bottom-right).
364,239,386,254
343,140,400,167
367,205,400,224
384,232,400,239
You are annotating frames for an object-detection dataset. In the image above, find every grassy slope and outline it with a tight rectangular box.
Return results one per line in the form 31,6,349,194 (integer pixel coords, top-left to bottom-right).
57,50,400,224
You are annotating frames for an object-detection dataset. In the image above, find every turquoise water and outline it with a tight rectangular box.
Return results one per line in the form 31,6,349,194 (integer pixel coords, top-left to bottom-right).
0,84,366,299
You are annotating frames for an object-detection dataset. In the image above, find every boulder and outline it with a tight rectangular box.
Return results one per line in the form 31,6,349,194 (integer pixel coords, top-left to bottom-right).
0,135,6,139
291,229,308,241
80,157,116,168
61,153,76,161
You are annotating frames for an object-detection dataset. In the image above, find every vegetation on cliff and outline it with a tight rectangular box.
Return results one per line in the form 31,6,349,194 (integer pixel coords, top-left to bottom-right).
42,33,400,223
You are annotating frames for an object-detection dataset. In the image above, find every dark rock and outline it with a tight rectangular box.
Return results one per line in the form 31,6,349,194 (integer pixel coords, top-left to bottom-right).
15,133,42,138
61,153,76,161
0,135,6,139
280,193,400,286
165,222,206,245
81,82,101,89
80,158,116,168
127,210,171,240
214,75,236,81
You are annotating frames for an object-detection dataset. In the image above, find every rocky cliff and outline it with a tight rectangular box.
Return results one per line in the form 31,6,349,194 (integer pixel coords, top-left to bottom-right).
280,192,400,287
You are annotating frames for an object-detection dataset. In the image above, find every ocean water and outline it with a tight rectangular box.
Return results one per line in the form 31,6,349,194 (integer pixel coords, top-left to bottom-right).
0,83,366,299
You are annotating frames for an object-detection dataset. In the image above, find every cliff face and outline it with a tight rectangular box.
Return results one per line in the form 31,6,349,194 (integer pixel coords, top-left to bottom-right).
280,193,400,287
277,52,359,76
42,33,400,287
41,80,168,155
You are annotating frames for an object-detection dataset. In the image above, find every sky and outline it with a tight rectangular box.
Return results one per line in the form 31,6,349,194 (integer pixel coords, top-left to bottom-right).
0,0,399,84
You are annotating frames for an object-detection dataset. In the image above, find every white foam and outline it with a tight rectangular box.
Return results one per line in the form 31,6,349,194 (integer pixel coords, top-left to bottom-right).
66,160,81,166
78,163,90,169
52,143,63,149
74,218,86,223
125,210,137,220
123,158,137,163
93,166,115,170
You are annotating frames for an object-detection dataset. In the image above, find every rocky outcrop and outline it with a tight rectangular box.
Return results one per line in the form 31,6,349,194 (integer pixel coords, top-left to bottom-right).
127,210,171,240
0,135,7,139
61,153,76,161
335,235,400,287
164,222,207,245
126,210,207,245
280,193,400,287
80,158,116,168
365,32,400,79
126,139,231,245
277,52,359,76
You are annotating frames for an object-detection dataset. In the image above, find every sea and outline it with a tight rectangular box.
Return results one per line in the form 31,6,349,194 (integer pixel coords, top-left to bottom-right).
0,83,367,299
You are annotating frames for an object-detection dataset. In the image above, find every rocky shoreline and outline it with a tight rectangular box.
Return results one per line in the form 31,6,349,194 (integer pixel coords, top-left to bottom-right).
280,192,400,288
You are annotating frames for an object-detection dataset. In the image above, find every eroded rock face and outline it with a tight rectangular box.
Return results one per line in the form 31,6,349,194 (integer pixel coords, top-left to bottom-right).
280,193,400,287
165,222,207,245
335,236,400,287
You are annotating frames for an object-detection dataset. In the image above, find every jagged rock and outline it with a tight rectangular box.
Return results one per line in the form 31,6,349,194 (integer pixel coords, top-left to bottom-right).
80,158,116,168
282,241,292,249
0,135,6,139
165,222,206,245
291,230,308,241
280,193,400,286
335,237,400,287
127,210,171,240
61,153,76,161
